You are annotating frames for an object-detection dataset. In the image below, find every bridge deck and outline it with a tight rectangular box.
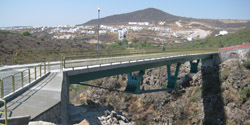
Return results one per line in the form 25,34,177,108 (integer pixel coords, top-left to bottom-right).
0,72,62,119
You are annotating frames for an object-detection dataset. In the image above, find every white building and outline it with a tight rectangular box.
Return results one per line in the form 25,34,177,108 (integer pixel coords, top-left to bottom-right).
128,22,149,26
215,30,228,36
99,30,107,34
53,34,72,39
118,29,128,40
159,21,166,25
87,31,95,34
128,22,137,25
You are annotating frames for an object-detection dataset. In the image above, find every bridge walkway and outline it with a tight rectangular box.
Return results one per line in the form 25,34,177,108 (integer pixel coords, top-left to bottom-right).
0,72,62,120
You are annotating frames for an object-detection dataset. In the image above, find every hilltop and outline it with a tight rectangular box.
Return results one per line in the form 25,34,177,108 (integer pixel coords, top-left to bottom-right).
83,8,250,29
84,8,181,25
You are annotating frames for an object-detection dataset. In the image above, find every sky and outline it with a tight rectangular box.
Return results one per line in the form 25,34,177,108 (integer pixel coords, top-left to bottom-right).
0,0,250,27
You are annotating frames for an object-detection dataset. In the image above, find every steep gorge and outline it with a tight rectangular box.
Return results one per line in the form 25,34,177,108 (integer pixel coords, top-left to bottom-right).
70,49,250,125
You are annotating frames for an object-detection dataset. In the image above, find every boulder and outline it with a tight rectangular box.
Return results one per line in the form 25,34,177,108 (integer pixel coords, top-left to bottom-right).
78,119,90,125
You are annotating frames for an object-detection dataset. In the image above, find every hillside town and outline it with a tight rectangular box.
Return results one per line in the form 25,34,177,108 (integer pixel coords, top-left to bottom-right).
0,20,230,46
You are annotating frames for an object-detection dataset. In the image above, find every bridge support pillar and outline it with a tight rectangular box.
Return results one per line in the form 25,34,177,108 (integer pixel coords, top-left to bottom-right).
167,63,180,89
61,72,70,124
124,70,144,94
190,60,200,73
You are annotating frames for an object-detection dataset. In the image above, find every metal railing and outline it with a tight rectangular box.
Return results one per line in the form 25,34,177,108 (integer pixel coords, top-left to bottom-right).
63,49,218,69
0,99,7,125
0,62,50,98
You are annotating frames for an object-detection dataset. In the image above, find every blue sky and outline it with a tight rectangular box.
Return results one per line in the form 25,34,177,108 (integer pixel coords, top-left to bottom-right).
0,0,250,27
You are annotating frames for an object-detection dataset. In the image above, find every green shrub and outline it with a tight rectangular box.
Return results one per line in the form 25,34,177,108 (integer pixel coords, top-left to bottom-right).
135,120,147,125
0,30,12,34
193,109,198,116
240,86,250,101
22,31,31,36
108,95,116,103
190,86,202,102
243,60,250,69
140,98,150,105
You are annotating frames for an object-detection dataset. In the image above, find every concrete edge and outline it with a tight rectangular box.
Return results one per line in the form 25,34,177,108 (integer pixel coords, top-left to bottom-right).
1,72,51,104
31,101,61,121
0,115,31,125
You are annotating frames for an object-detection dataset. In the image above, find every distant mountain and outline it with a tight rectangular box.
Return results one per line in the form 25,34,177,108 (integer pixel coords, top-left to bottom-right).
83,8,250,29
84,8,184,25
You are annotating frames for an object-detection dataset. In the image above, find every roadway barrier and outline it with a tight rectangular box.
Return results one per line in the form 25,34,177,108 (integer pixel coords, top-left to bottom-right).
63,49,217,69
0,62,50,98
218,43,250,51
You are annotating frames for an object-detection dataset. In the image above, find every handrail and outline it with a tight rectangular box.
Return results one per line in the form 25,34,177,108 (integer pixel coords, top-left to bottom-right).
0,62,50,98
0,98,7,125
63,49,218,69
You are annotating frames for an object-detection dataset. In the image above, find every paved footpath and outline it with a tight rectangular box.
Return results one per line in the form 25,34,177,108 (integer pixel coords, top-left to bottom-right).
0,72,62,119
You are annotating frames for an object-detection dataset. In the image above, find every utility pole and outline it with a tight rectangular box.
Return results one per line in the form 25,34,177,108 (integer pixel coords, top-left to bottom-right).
97,8,101,57
163,34,167,51
162,40,165,51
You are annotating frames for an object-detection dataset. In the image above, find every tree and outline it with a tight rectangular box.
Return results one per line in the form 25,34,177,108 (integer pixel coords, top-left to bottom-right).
132,38,139,43
122,39,128,46
23,31,31,36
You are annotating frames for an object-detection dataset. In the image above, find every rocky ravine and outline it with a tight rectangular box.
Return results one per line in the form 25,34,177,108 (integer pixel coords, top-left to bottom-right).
70,49,250,125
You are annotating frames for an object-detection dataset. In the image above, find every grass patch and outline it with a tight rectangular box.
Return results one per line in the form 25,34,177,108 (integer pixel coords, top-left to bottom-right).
140,98,150,105
240,86,250,101
243,60,250,69
193,109,198,116
187,28,250,49
161,81,167,87
69,84,89,92
108,95,116,103
76,85,89,91
190,86,202,102
135,119,147,125
0,30,12,35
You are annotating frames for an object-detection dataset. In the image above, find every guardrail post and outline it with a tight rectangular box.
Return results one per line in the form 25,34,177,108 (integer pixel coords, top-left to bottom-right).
63,57,66,69
0,79,3,98
28,69,31,83
48,62,50,72
60,56,63,70
4,99,7,125
12,75,15,92
34,67,37,80
21,72,23,87
44,62,46,74
40,64,42,77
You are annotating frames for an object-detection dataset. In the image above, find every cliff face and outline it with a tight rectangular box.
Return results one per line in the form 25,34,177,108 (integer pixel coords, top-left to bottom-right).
70,49,250,124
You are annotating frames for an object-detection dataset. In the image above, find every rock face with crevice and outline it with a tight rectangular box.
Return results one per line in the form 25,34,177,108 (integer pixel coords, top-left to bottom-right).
70,49,250,125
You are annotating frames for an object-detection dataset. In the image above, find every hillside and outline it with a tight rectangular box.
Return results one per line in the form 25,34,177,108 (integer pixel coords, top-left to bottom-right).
0,30,95,64
187,28,250,48
84,8,182,25
83,8,250,29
